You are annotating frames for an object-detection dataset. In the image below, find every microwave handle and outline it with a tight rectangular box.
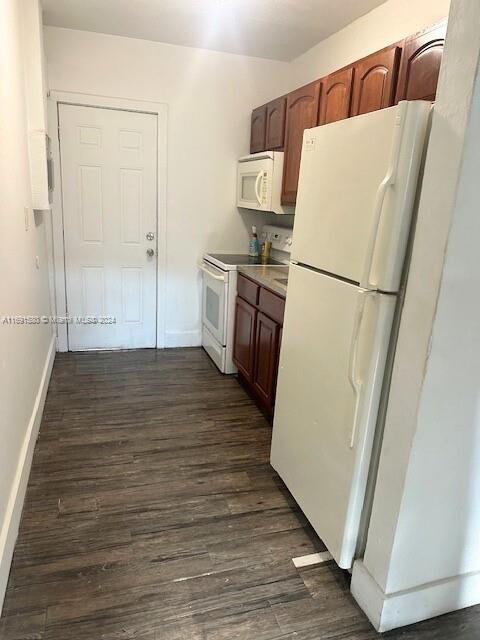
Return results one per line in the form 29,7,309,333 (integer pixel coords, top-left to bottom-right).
255,170,263,205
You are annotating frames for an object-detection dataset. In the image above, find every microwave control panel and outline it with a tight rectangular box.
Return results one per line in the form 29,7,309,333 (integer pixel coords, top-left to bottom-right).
260,172,268,205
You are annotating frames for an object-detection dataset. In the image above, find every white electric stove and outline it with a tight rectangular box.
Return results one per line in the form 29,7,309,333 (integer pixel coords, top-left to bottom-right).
200,225,293,373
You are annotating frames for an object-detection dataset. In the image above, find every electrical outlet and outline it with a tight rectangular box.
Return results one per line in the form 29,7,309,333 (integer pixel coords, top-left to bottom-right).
24,206,30,231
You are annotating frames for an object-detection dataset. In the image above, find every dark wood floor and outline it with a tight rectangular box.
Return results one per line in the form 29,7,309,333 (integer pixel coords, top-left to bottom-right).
1,348,479,639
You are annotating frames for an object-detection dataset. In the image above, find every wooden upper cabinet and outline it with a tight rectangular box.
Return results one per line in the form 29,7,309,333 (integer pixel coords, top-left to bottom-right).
318,67,354,125
351,45,401,116
282,80,321,205
395,20,447,103
250,105,267,154
249,19,446,204
265,97,287,150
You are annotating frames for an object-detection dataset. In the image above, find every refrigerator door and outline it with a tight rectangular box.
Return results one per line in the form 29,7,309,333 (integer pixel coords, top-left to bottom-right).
291,101,431,292
270,264,396,568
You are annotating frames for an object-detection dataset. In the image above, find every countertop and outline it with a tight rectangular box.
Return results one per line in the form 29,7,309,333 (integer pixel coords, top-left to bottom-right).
237,265,289,297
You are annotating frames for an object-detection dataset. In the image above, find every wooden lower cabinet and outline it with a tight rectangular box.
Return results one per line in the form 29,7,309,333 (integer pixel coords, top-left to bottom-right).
233,296,257,381
253,312,280,409
233,274,285,417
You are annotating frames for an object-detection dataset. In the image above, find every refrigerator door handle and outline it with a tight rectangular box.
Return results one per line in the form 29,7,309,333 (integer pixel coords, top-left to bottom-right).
347,292,370,448
360,105,407,290
360,176,392,289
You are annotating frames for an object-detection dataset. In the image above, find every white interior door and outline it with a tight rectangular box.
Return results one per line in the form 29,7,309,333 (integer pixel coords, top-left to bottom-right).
59,103,157,350
270,263,396,568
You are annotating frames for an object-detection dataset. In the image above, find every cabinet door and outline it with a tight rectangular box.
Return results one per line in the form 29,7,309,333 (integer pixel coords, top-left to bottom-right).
250,105,267,154
395,21,447,103
233,296,257,381
275,326,283,400
282,80,321,205
266,97,287,150
253,312,280,412
351,45,401,116
318,67,354,125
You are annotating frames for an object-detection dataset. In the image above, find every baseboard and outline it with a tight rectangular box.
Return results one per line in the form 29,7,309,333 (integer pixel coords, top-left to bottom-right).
351,559,480,632
164,330,201,348
0,335,55,613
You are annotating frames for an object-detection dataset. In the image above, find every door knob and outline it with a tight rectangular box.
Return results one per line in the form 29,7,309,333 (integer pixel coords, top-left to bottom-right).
146,232,155,241
146,248,155,257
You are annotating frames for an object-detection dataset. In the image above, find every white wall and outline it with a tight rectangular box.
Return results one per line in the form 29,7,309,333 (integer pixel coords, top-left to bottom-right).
0,0,54,611
289,0,450,88
352,0,480,631
43,27,290,347
22,0,49,131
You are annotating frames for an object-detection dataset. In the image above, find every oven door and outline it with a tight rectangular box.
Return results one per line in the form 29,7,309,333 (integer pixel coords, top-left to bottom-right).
199,261,229,346
237,158,273,211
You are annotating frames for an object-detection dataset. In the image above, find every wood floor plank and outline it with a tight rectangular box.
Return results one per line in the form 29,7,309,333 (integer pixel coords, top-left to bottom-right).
1,348,478,639
0,610,46,640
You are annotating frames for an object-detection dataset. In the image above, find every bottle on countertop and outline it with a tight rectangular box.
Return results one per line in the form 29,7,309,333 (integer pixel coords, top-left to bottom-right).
261,240,272,261
249,225,260,258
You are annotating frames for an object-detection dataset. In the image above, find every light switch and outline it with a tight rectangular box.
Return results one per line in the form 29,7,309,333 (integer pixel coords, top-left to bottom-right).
35,256,40,270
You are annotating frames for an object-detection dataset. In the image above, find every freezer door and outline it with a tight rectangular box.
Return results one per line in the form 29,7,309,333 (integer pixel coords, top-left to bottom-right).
271,264,396,568
292,101,431,292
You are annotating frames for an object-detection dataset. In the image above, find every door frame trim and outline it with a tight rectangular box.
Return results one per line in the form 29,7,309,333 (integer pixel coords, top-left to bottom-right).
47,90,168,351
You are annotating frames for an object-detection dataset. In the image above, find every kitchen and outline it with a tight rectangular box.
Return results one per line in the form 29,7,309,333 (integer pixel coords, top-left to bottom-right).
2,0,480,638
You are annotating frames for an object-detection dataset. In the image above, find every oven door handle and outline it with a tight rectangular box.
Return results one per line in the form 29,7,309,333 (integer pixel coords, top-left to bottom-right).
198,262,227,282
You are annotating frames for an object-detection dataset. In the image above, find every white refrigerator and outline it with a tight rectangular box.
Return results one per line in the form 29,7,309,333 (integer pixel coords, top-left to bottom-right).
270,101,432,570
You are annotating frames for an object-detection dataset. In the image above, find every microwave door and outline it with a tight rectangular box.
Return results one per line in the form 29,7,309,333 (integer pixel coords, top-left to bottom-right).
238,169,263,210
237,157,273,211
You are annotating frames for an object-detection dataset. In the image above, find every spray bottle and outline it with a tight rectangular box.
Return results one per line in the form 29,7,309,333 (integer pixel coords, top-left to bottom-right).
248,225,260,257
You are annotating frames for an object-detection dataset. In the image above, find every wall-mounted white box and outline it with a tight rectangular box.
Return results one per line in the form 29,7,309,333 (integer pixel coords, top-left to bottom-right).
28,130,53,211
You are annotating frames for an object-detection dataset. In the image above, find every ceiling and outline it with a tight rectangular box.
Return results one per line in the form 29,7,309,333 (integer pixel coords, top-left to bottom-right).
42,0,388,62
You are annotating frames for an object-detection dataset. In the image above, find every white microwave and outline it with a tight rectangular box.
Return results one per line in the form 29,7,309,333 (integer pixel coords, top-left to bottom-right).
236,151,291,215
